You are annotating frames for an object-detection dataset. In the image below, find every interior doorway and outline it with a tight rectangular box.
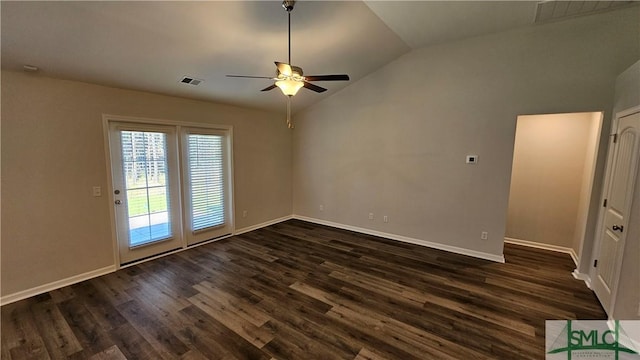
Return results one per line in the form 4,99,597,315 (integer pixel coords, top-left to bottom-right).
505,112,603,267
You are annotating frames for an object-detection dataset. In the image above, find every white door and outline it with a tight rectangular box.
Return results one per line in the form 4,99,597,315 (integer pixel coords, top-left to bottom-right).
109,122,183,264
592,110,640,312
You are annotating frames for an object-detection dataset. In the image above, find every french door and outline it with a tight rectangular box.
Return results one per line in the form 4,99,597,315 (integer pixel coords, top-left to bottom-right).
108,120,233,264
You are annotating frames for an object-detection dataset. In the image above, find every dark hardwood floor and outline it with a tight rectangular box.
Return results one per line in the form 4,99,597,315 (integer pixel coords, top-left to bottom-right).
1,219,606,359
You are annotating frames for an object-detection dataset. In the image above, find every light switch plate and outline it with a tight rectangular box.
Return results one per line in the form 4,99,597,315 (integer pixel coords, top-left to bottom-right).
466,155,478,164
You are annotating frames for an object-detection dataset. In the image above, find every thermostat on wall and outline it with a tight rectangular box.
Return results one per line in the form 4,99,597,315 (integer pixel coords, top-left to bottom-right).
466,155,478,164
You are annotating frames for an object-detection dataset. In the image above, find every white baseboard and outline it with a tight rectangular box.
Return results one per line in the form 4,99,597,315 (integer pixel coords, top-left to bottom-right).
0,216,293,307
3,215,507,306
293,215,505,263
504,237,579,266
505,237,592,288
0,265,116,306
572,269,592,289
569,249,579,267
234,215,293,235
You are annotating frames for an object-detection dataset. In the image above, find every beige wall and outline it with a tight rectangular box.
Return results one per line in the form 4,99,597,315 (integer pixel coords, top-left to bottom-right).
611,60,640,320
2,7,639,303
506,112,599,250
1,71,292,297
292,8,639,258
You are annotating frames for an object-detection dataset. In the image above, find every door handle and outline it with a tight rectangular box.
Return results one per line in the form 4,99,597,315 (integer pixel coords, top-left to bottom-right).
115,200,122,205
612,224,624,232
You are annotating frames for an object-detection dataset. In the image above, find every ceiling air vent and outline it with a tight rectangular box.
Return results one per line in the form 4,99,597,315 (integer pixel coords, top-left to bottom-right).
180,76,203,86
535,1,636,23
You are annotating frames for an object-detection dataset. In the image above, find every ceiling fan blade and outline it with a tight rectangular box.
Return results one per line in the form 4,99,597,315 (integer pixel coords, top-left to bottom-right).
226,75,274,79
260,84,277,92
275,62,293,76
304,74,350,81
303,81,327,93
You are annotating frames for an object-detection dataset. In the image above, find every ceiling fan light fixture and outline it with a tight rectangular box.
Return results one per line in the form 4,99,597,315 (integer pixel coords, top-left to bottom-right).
275,79,303,96
225,0,349,128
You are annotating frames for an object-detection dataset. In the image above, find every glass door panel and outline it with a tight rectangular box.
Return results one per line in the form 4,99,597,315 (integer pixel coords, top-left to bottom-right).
182,129,232,245
109,123,182,264
121,131,171,246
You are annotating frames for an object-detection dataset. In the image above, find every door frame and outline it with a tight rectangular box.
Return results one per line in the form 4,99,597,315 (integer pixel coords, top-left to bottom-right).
102,114,235,268
589,105,640,317
505,112,603,266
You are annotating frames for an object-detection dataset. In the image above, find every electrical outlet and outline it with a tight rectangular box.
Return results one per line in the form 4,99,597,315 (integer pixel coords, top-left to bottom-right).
383,215,388,223
481,231,488,240
242,210,248,218
319,204,324,211
369,213,374,220
92,186,101,197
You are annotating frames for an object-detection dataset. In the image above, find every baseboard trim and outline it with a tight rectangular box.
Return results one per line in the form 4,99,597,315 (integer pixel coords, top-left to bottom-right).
293,215,505,263
0,216,294,306
1,265,116,306
572,269,592,289
234,215,293,235
504,237,579,266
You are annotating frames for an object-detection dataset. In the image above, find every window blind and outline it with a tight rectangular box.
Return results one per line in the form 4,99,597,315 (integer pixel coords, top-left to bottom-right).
187,134,224,232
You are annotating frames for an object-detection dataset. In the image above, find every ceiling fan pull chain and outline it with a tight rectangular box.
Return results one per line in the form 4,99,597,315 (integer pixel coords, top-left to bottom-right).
286,96,294,129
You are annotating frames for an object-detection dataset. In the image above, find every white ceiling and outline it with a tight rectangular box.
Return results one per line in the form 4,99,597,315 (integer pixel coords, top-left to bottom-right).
1,1,635,113
364,1,538,49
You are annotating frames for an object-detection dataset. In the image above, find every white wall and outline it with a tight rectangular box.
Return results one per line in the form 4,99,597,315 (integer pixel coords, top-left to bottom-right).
573,112,602,262
506,113,598,250
292,8,639,259
1,71,292,297
611,60,640,320
613,60,640,114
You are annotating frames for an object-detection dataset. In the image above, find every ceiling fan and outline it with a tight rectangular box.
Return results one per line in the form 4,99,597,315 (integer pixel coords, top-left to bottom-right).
226,0,350,128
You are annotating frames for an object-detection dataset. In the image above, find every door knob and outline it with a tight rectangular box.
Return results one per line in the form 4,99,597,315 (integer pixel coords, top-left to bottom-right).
612,224,624,232
115,200,122,205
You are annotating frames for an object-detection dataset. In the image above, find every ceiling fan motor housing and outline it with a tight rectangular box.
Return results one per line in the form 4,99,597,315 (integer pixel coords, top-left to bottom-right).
282,0,295,12
278,65,303,78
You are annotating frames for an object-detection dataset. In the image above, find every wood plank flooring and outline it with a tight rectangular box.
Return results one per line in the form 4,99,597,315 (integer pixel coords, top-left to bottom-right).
1,219,606,359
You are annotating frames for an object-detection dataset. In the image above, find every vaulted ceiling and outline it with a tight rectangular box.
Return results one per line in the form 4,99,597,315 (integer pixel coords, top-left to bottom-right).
2,1,636,112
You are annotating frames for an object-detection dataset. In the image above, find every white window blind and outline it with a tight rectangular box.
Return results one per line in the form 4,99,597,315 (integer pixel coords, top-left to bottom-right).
187,134,225,232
